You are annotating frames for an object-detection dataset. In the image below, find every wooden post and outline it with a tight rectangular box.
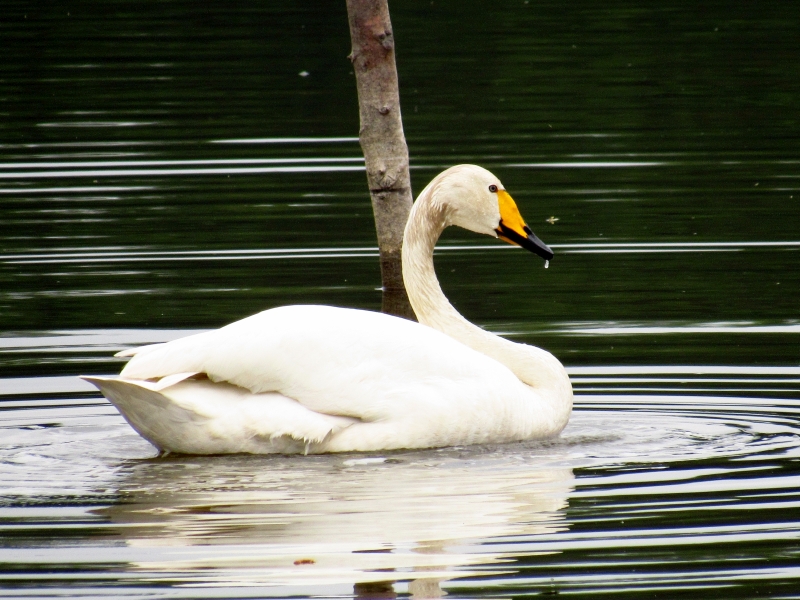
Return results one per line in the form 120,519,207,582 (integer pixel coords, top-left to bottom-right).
345,0,415,319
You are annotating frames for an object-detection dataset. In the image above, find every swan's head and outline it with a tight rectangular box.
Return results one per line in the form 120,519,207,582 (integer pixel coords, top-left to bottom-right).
424,164,553,261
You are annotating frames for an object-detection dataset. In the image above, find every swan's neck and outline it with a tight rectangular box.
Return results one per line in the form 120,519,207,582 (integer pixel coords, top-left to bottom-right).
402,189,572,431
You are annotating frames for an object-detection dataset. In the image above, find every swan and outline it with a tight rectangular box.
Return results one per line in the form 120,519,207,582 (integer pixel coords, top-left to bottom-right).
82,164,572,454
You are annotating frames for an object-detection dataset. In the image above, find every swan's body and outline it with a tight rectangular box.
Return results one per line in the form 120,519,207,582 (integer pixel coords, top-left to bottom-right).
84,165,572,454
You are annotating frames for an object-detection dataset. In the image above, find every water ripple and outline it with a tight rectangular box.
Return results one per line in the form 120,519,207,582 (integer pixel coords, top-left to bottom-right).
4,241,798,266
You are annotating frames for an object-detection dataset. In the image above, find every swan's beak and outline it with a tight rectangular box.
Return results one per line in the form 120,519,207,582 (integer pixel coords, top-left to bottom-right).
494,190,554,261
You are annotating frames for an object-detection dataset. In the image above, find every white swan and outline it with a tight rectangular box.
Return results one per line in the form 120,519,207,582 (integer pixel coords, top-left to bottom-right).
83,164,572,454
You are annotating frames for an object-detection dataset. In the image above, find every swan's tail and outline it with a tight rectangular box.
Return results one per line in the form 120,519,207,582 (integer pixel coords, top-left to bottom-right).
81,376,353,454
82,376,216,453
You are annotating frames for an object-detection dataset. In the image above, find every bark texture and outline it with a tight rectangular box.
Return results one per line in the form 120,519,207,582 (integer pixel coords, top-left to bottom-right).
346,0,415,319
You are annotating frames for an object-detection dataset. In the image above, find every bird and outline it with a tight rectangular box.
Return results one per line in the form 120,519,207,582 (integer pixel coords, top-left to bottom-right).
82,165,572,454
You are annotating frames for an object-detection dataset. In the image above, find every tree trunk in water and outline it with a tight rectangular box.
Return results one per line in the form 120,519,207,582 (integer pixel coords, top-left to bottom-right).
345,0,415,320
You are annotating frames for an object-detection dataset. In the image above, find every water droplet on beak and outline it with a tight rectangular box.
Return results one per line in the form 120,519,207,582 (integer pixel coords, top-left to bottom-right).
544,260,549,269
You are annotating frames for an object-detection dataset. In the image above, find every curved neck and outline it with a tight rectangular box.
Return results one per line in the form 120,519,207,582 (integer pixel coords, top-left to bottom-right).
401,187,572,402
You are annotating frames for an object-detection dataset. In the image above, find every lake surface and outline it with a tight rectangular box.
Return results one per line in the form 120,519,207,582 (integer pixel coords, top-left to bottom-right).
2,1,799,597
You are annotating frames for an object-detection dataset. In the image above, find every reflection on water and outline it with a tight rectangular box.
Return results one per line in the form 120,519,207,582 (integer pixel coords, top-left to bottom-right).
97,455,573,589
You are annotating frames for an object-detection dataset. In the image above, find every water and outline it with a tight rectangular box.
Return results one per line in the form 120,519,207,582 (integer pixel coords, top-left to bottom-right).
2,363,799,596
2,0,800,597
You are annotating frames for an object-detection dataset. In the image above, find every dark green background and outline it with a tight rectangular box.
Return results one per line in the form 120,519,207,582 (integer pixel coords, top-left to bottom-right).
2,1,798,373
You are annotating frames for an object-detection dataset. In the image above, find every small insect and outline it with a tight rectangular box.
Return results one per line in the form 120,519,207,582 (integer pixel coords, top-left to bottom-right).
546,216,559,224
294,558,316,565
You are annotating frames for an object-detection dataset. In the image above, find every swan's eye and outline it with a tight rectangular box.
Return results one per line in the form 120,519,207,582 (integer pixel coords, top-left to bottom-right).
488,184,498,193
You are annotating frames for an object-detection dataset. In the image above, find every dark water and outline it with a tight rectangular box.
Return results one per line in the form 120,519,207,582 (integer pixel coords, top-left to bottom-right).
2,1,799,597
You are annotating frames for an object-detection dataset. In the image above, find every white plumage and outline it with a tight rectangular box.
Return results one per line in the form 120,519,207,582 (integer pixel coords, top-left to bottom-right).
83,165,573,454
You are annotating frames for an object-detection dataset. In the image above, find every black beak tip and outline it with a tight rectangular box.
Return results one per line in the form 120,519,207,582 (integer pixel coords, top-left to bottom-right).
521,230,554,261
497,223,554,262
532,238,554,261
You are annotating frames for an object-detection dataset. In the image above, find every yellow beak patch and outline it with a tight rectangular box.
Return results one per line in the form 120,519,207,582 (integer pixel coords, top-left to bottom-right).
493,188,554,260
496,189,530,244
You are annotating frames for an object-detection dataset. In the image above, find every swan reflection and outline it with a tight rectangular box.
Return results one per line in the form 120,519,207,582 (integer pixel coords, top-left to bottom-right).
98,448,574,592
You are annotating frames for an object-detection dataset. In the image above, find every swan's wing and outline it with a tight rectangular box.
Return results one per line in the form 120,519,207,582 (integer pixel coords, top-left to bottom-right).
82,375,357,454
115,305,526,425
